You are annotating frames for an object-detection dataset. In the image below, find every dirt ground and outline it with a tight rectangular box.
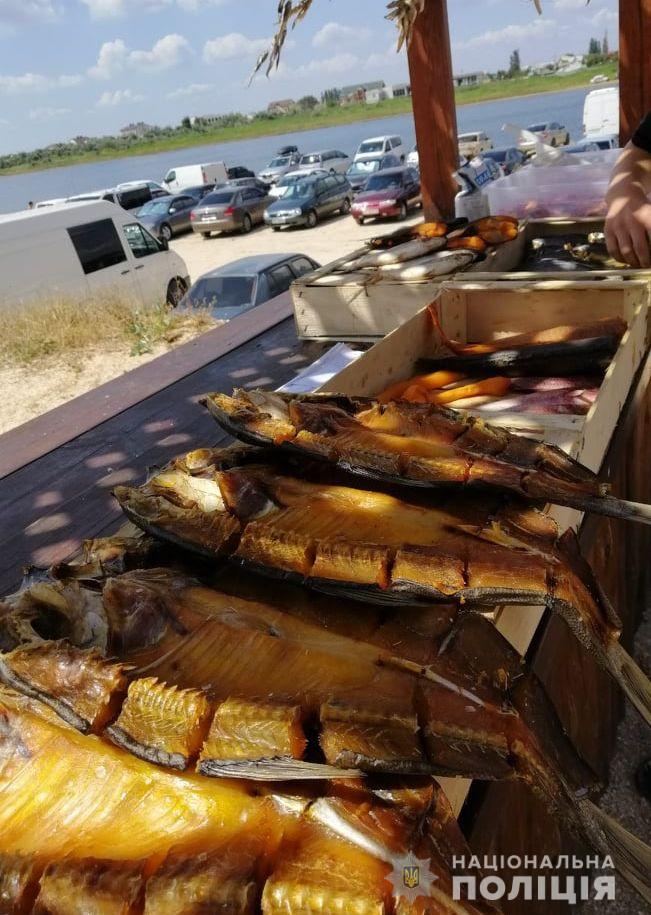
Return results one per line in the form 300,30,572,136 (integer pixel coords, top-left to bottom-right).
1,210,419,435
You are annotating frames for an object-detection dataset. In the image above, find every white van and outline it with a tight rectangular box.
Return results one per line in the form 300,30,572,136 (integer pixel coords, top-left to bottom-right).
458,132,493,158
583,87,619,138
354,135,406,162
0,201,190,310
163,162,228,192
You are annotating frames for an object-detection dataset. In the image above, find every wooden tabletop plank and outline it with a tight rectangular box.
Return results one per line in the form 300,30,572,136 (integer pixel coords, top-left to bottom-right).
0,292,294,481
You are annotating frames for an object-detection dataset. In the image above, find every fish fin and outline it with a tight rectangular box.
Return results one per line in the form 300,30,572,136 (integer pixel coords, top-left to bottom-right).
579,798,651,905
606,640,651,728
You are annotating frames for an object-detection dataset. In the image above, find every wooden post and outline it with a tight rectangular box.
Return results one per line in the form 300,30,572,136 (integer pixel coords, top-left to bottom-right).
619,0,651,144
406,0,459,220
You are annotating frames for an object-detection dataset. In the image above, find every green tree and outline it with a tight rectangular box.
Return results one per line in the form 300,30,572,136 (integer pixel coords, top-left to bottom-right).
181,116,191,130
588,37,601,55
508,49,521,77
321,87,341,107
298,94,319,110
602,31,609,56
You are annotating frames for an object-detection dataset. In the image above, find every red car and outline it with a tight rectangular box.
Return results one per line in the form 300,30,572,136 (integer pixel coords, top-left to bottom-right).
351,166,421,224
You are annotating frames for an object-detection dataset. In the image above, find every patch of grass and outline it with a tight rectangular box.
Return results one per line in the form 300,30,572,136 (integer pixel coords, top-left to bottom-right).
0,296,215,365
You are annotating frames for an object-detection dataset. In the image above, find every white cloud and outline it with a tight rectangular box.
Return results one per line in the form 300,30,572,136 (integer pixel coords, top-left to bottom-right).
203,32,269,62
96,88,145,107
294,52,360,77
0,0,57,22
89,34,190,78
591,7,617,26
81,0,226,15
0,72,82,94
28,106,71,120
312,22,370,48
552,0,590,9
166,82,213,99
454,18,558,51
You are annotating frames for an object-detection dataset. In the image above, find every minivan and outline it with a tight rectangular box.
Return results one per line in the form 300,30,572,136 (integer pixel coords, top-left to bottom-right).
458,132,493,158
298,150,351,175
163,162,228,193
0,201,190,310
583,87,619,139
354,135,406,162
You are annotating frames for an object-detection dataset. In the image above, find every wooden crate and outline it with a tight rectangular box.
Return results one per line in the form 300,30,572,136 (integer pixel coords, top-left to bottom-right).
291,225,527,341
318,277,650,813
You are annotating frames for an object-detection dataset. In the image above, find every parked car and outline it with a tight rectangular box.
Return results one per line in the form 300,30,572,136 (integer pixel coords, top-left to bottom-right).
520,121,570,150
298,149,351,175
354,135,406,163
136,193,199,241
258,153,301,185
458,132,493,158
118,180,168,199
67,183,160,211
565,135,618,153
0,200,189,309
227,177,272,192
590,73,609,84
190,185,273,237
163,162,228,193
268,168,329,199
345,154,402,193
227,165,255,180
406,145,419,168
480,147,526,176
264,173,352,229
181,253,320,319
583,87,619,138
178,183,218,199
351,166,421,224
277,145,299,157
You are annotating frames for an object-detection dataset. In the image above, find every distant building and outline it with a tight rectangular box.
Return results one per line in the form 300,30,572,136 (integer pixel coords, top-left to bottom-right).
453,71,489,88
69,135,91,147
365,87,388,104
267,99,295,115
341,80,385,103
392,82,411,98
191,114,222,127
120,122,155,138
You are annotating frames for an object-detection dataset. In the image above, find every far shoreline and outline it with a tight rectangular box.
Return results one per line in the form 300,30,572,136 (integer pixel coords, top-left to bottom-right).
0,73,617,179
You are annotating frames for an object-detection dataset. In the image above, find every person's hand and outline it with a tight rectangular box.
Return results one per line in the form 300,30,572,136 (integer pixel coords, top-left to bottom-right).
605,188,651,268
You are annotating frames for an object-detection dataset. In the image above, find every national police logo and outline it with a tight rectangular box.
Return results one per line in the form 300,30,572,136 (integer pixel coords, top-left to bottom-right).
388,851,437,905
403,864,420,889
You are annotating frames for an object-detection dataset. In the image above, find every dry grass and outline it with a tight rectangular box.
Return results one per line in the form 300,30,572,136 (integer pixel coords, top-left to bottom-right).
0,295,216,365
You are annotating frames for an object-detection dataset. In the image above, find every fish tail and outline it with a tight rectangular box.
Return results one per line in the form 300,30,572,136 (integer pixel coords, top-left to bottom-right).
578,798,651,905
606,640,651,728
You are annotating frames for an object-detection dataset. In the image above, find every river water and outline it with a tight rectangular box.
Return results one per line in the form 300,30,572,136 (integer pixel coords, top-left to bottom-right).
0,87,593,214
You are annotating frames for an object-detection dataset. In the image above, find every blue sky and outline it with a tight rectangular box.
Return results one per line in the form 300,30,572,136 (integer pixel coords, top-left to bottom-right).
0,0,618,153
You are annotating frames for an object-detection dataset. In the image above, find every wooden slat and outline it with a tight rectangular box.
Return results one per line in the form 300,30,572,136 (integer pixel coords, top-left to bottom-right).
406,0,458,219
619,0,651,144
0,291,293,481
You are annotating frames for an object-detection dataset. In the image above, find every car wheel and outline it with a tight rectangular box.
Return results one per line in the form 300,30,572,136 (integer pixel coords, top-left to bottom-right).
306,210,318,229
330,168,336,175
201,232,211,239
565,133,570,145
166,277,186,307
397,202,408,221
340,197,351,215
550,137,557,147
160,223,172,242
272,226,281,232
241,214,252,234
355,218,365,225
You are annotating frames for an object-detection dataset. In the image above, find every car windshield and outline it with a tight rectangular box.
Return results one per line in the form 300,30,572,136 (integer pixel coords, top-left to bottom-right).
269,157,290,168
484,150,506,162
184,275,256,311
348,160,381,176
138,200,171,215
358,141,384,154
203,191,235,205
282,181,315,199
300,154,320,165
459,134,478,142
528,124,547,132
364,173,402,191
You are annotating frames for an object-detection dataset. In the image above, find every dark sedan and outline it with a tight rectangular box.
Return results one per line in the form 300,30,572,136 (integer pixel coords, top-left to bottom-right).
345,153,402,193
136,193,199,240
481,147,526,176
178,183,218,200
264,173,352,229
227,165,255,179
190,185,274,237
180,253,320,319
227,177,272,193
351,167,421,224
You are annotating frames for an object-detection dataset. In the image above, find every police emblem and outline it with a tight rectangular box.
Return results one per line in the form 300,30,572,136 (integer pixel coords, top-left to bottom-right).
388,851,437,904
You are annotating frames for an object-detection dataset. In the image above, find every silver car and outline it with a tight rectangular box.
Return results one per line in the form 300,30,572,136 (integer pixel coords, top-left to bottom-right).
258,153,301,185
190,185,274,237
136,193,199,241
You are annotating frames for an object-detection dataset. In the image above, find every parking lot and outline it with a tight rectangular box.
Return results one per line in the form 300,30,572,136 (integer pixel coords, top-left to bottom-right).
171,209,422,282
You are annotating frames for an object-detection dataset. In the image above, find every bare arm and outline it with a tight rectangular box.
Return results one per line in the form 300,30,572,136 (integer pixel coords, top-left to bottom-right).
605,141,651,267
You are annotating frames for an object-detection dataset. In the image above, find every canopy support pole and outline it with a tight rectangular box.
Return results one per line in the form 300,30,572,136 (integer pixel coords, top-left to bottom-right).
619,0,651,144
406,0,459,220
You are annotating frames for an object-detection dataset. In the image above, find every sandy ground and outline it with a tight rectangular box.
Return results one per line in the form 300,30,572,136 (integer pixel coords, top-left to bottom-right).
170,209,422,283
1,211,418,435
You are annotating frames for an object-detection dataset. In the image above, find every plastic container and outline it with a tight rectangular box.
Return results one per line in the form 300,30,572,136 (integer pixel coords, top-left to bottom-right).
487,177,608,218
